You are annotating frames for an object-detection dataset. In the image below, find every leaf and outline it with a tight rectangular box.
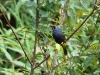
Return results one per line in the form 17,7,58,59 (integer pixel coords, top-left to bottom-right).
1,68,23,75
67,8,75,25
14,60,30,70
91,40,99,45
3,38,21,48
94,68,100,74
14,60,25,67
38,32,48,43
2,48,12,61
56,43,61,51
69,68,76,75
82,56,93,69
80,0,88,10
7,47,24,54
7,12,11,21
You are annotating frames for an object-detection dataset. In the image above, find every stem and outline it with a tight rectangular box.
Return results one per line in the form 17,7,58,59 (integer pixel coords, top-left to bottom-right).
0,9,32,65
30,0,39,75
65,4,97,42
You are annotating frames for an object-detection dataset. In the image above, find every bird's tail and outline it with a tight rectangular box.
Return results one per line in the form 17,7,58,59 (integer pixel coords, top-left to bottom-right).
63,46,67,55
61,42,67,55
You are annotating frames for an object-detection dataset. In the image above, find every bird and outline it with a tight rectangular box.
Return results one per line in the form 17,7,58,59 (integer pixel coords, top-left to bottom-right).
51,25,67,55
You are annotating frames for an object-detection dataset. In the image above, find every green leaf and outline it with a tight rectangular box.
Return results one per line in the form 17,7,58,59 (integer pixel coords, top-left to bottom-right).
91,40,99,45
80,0,88,10
69,68,76,75
2,48,12,61
7,47,24,54
14,60,30,70
82,56,93,69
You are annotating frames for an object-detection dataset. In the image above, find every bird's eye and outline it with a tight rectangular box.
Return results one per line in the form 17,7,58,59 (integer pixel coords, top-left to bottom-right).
53,26,55,29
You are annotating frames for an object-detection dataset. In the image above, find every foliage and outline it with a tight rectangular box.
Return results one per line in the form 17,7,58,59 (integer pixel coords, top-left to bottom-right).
0,0,100,75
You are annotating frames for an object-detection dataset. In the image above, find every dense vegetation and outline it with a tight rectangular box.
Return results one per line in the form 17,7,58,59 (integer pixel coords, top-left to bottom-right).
0,0,100,75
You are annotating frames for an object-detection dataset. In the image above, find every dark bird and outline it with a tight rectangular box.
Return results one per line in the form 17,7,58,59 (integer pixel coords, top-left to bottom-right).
51,25,67,55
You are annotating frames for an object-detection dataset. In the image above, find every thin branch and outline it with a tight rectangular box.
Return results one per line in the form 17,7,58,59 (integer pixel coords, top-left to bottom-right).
33,54,50,70
30,0,39,74
55,52,99,73
65,3,97,42
0,9,32,65
50,54,58,75
60,0,69,26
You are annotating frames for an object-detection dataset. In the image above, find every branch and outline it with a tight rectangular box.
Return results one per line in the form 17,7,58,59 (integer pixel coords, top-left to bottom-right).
0,9,32,65
30,0,39,75
33,54,50,70
50,54,58,75
60,0,69,26
65,3,97,42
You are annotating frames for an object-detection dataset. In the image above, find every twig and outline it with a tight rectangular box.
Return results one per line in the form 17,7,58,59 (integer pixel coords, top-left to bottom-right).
33,54,50,70
60,0,69,26
0,9,32,65
30,0,39,75
50,54,58,75
65,3,97,42
55,52,99,72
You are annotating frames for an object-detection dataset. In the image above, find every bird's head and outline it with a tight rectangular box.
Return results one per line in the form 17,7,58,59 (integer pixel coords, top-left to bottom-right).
51,24,56,30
